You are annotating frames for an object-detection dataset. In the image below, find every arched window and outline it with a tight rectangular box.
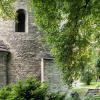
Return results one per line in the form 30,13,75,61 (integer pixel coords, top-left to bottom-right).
0,41,10,87
15,9,25,32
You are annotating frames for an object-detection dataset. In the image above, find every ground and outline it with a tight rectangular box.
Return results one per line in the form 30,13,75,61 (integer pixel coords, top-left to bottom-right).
72,81,100,98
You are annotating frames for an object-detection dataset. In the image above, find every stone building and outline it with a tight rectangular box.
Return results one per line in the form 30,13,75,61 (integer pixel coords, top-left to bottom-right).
0,0,67,92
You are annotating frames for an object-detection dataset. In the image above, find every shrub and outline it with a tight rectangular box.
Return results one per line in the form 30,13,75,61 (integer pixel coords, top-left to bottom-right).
9,77,47,100
47,92,66,100
0,85,12,99
70,91,81,100
81,71,93,85
0,76,48,100
0,76,68,100
96,59,100,80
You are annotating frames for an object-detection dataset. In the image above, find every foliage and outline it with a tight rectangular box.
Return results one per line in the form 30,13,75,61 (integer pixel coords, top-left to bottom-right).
0,85,12,99
81,70,93,85
0,76,67,100
0,77,48,100
95,59,100,80
32,0,100,86
70,91,81,100
0,0,100,86
84,94,100,100
47,92,66,100
65,93,100,100
0,0,15,18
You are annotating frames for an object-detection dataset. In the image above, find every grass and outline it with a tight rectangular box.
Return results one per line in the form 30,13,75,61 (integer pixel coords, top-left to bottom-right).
71,81,100,97
80,82,100,89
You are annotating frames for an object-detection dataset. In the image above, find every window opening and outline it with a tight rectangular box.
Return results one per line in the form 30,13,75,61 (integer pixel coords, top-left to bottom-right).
15,9,25,32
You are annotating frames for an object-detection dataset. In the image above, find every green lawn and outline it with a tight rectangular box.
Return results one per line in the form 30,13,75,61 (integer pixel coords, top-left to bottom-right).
80,82,100,89
72,81,100,97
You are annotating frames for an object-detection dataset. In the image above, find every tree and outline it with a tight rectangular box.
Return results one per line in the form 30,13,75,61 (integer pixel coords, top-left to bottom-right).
32,0,100,86
81,70,93,85
0,0,15,18
96,59,100,80
0,0,100,86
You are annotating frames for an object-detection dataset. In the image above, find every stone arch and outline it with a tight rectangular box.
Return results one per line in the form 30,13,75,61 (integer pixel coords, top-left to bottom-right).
0,40,10,87
15,9,26,32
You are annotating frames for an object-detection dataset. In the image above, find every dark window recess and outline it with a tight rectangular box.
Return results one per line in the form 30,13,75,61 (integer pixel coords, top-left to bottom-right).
15,9,25,32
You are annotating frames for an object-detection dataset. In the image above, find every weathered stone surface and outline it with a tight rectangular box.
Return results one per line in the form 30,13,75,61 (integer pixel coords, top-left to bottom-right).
0,0,67,92
0,0,42,84
44,59,67,92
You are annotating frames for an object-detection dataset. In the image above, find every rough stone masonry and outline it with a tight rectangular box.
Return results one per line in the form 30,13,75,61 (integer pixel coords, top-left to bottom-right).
0,0,67,92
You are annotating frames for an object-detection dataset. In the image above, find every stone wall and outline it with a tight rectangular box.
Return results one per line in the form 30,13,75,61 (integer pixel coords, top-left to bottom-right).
0,0,67,92
43,59,67,92
0,0,43,83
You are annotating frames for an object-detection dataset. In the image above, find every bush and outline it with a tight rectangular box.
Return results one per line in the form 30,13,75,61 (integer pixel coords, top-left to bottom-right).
0,76,48,100
70,91,81,100
0,85,12,99
96,59,100,80
47,92,66,100
81,71,93,85
0,76,67,100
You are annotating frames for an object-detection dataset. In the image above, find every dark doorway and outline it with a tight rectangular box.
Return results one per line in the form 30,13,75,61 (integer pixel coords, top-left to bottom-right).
15,9,25,32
